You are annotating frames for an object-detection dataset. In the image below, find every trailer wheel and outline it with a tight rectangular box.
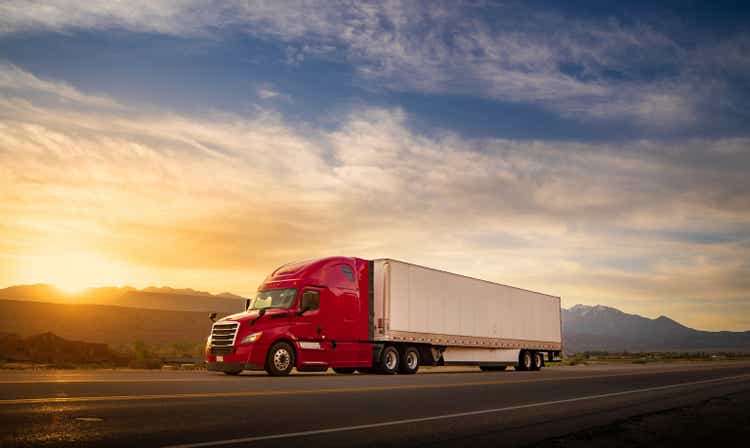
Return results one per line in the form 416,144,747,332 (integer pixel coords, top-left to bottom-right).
379,345,399,374
532,352,544,371
517,350,533,371
265,341,295,376
398,346,420,374
333,368,356,374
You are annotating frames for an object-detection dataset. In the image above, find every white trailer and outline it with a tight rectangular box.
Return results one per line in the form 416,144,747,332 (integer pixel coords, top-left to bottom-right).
371,259,562,371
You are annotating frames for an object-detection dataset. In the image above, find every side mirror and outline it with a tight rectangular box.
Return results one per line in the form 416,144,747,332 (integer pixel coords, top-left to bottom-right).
245,298,251,311
208,312,217,322
297,306,309,317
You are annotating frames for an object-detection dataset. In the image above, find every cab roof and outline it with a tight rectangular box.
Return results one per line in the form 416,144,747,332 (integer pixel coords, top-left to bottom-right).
260,256,363,290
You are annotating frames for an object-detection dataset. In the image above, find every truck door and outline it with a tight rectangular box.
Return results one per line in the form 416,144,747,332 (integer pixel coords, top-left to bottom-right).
327,263,369,367
292,287,331,368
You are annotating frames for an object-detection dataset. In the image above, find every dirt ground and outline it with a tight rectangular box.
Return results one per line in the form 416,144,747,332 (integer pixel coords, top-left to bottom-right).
530,389,750,448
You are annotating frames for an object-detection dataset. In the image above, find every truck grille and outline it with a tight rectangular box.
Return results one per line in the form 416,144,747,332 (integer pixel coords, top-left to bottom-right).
210,321,239,355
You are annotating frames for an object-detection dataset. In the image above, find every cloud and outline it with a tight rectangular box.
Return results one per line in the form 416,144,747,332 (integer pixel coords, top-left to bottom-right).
1,64,749,329
256,84,290,102
0,1,219,37
257,86,279,99
0,61,120,108
2,2,745,127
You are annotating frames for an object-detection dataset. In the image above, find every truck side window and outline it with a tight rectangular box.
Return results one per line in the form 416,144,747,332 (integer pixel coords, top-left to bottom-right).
341,265,354,282
300,290,320,311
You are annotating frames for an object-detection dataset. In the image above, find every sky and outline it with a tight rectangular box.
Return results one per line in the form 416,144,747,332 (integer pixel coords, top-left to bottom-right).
0,1,749,331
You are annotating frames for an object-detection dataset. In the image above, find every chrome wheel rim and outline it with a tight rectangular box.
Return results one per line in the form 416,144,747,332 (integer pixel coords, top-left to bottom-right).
273,348,291,371
406,351,418,370
524,353,532,368
385,350,398,370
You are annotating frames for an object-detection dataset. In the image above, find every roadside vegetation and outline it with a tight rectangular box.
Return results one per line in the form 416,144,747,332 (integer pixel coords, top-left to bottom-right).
0,332,205,370
4,332,749,371
548,351,750,366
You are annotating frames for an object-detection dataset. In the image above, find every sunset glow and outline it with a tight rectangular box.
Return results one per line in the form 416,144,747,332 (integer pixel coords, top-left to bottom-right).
16,250,129,294
0,1,748,331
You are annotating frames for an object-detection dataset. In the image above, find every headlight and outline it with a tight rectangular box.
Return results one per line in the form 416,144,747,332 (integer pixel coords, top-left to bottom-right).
240,331,263,344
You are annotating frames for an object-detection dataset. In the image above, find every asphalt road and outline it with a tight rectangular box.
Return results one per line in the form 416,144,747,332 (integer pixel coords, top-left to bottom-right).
1,361,749,447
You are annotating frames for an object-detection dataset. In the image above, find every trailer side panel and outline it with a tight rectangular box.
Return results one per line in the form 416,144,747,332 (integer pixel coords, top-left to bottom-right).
373,259,561,350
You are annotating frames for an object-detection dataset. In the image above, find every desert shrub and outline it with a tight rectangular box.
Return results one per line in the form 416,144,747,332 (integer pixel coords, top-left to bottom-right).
126,340,162,369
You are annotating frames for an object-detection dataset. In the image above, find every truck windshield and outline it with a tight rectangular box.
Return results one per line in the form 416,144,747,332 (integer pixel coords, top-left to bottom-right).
250,288,298,310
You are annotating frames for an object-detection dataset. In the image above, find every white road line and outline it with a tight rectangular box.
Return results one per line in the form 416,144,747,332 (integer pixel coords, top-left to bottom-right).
161,373,750,448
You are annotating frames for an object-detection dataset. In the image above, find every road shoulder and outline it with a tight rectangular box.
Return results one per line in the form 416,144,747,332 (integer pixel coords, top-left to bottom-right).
528,389,750,448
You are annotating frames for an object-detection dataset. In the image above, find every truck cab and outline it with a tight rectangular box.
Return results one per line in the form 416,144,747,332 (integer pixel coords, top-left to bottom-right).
205,257,373,375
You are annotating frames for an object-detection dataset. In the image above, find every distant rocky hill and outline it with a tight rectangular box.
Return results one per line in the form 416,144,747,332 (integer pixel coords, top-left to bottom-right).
563,304,750,353
0,332,126,364
0,300,222,346
1,285,748,355
0,284,246,313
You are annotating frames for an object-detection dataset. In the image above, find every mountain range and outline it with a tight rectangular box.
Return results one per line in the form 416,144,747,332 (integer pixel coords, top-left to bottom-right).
0,284,245,313
0,285,748,353
563,304,750,353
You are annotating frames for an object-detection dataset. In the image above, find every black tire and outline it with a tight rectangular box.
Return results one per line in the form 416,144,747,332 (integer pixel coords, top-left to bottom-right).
480,365,507,372
532,352,543,371
333,368,356,374
517,350,533,371
379,345,399,374
265,341,295,376
223,370,242,376
398,346,420,374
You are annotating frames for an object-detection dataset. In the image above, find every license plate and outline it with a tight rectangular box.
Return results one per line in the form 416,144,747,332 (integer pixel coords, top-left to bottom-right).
216,356,224,362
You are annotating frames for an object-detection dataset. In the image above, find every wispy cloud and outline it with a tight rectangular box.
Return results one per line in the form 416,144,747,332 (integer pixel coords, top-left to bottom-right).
256,84,290,102
1,64,748,329
0,1,218,37
2,1,746,127
257,86,279,99
0,61,120,108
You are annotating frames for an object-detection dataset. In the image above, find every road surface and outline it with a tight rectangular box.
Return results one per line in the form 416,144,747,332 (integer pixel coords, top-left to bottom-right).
1,361,749,447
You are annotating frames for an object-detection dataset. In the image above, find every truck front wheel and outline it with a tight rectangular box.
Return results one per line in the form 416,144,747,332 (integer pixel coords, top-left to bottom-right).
265,341,295,376
379,345,399,374
398,346,420,374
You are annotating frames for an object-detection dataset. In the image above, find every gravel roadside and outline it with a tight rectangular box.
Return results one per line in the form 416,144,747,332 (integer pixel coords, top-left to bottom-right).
529,389,750,448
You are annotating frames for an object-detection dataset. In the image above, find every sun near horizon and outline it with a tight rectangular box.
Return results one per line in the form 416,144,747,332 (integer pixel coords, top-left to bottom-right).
12,249,130,296
0,1,748,333
7,247,266,299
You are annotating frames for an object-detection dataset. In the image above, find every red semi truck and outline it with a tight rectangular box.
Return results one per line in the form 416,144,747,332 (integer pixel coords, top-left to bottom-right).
205,257,562,376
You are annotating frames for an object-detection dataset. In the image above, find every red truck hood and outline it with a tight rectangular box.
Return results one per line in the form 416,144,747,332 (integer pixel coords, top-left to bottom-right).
217,309,289,324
